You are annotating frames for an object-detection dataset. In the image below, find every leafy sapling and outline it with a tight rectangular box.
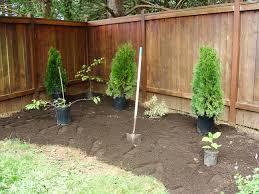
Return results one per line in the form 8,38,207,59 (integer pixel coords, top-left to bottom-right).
25,97,101,111
202,132,222,151
75,58,104,95
26,65,101,111
25,99,48,110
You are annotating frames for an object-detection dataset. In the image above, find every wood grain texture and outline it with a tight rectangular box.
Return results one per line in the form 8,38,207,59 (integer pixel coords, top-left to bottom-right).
0,17,88,108
0,24,10,95
238,11,259,105
254,12,259,102
87,21,142,81
144,13,232,104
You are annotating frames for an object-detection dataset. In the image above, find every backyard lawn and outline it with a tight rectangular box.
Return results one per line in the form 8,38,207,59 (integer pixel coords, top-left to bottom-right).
0,139,167,194
0,96,258,193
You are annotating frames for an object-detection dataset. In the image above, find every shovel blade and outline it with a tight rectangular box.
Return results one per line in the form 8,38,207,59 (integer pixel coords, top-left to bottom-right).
126,133,142,145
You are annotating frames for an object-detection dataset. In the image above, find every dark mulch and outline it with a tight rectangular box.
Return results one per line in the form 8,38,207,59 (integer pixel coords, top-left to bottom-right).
0,95,258,194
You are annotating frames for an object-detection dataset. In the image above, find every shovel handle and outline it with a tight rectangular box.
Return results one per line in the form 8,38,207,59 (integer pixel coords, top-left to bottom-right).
133,47,143,134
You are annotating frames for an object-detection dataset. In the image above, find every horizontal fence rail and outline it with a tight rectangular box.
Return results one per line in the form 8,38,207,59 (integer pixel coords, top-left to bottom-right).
0,2,259,130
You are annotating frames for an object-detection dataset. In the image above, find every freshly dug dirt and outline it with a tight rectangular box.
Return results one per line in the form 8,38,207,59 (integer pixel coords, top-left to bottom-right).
0,95,258,194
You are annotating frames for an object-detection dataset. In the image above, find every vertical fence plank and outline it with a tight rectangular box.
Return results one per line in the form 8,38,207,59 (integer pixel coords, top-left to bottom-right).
5,25,15,93
29,18,38,97
229,0,241,124
0,24,10,95
253,12,259,102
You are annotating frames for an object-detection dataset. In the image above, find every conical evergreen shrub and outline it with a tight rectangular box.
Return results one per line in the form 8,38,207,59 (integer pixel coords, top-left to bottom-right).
106,43,137,99
191,47,224,118
44,47,68,96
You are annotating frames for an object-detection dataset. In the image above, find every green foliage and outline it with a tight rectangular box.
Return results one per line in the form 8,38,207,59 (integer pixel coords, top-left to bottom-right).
144,95,169,119
44,47,68,96
3,0,46,18
25,99,48,110
75,58,104,92
106,43,137,99
52,98,69,108
1,0,233,21
0,139,168,194
191,47,224,118
235,168,259,194
92,96,101,104
201,132,222,151
25,96,101,110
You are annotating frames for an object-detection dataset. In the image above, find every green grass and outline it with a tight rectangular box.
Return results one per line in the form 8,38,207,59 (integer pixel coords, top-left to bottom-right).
0,139,168,194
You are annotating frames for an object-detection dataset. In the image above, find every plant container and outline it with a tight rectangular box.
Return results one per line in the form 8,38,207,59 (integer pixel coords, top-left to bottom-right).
197,116,215,135
86,91,94,100
113,97,126,110
55,106,71,125
204,149,219,167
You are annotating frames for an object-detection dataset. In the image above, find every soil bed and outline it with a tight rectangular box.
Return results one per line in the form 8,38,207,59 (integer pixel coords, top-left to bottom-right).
0,95,258,194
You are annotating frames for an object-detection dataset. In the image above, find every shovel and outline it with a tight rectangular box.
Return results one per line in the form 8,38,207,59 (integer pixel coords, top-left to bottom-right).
126,47,143,145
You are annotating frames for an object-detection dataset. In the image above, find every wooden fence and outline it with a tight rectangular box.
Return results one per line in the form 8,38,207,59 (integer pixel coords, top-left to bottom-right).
0,1,259,130
0,17,87,113
87,2,259,130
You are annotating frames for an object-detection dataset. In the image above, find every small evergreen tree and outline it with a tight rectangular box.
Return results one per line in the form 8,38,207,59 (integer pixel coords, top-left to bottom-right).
44,47,68,95
191,47,224,118
106,43,137,99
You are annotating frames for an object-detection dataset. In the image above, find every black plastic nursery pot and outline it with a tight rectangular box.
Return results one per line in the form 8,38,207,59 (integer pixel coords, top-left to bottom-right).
55,106,71,125
197,116,215,135
86,91,94,100
113,96,127,110
204,149,219,167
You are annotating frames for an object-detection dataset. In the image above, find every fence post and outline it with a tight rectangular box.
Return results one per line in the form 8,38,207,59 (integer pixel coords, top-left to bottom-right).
229,0,241,124
141,9,147,102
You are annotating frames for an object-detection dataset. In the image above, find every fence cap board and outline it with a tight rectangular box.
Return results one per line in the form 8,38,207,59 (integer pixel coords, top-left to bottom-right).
88,15,141,26
145,4,234,20
32,18,87,26
240,2,259,11
0,16,31,24
0,16,87,26
87,3,235,26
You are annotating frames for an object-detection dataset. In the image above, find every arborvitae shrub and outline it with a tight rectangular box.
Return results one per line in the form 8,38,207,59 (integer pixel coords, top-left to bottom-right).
191,47,224,118
44,47,68,95
106,43,137,99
